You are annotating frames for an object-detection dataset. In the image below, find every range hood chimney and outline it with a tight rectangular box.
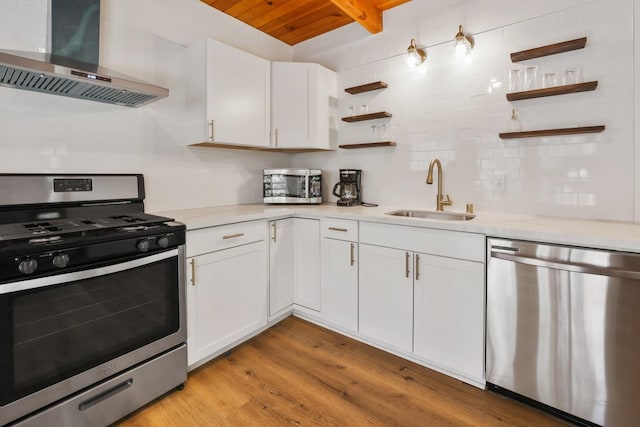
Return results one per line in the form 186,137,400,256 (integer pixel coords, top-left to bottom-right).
0,0,168,107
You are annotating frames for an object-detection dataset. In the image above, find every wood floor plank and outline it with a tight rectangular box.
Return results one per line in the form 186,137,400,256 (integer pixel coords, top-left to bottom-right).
116,317,568,427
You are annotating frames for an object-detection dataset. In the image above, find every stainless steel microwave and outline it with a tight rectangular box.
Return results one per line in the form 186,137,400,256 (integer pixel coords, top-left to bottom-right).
263,169,322,204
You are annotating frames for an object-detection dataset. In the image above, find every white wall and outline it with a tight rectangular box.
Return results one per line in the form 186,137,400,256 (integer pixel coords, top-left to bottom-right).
0,0,293,212
293,0,635,222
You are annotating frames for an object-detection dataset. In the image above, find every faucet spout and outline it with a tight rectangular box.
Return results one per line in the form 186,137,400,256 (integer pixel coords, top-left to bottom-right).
426,158,452,211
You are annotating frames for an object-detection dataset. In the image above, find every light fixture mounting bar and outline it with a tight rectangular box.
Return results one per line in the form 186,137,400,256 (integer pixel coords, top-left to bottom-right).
328,0,383,34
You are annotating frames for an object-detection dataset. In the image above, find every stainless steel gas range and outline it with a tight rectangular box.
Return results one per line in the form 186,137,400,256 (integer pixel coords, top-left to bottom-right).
0,174,187,427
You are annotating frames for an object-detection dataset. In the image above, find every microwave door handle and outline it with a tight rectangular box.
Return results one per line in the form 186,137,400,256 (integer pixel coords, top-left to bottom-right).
0,249,179,295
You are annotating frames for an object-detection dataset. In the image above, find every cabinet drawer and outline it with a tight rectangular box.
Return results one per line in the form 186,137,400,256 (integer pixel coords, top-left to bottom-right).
359,221,484,262
321,218,358,241
187,220,267,257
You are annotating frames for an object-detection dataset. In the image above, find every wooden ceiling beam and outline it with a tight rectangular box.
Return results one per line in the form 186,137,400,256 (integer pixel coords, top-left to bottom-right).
328,0,382,34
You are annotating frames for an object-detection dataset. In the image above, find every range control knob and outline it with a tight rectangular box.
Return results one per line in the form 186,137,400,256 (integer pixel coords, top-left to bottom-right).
157,235,170,248
137,239,150,253
18,258,38,275
52,253,70,269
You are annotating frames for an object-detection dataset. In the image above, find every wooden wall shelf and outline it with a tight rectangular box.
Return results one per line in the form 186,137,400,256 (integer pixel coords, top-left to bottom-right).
342,112,392,122
339,141,397,149
345,81,388,94
507,81,598,101
499,125,605,139
511,37,587,62
190,142,334,153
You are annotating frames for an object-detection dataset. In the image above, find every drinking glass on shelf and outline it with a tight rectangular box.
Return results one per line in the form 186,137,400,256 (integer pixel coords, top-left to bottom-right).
360,104,369,115
379,123,387,141
564,69,580,85
348,105,355,117
524,66,538,90
508,69,522,93
370,125,378,141
542,72,557,88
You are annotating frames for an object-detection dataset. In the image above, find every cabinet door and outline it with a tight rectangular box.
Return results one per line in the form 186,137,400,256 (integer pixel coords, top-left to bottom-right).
186,242,267,367
414,253,485,382
294,218,321,311
359,244,413,353
187,38,270,147
321,238,358,331
269,219,294,316
271,62,309,148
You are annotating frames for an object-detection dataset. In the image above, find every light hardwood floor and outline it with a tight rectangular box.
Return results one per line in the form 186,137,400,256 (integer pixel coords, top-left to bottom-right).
116,316,567,426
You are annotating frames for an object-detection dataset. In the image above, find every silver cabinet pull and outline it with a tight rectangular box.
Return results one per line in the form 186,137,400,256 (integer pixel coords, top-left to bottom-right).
415,254,420,281
209,120,215,142
328,227,348,232
275,128,279,147
350,243,355,266
405,252,410,278
272,222,277,243
222,233,244,240
190,258,196,286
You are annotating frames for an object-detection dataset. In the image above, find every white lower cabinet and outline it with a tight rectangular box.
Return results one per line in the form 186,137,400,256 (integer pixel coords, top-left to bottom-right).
269,218,295,316
413,253,485,382
320,219,358,331
358,244,413,353
293,218,321,311
186,222,267,367
359,221,485,385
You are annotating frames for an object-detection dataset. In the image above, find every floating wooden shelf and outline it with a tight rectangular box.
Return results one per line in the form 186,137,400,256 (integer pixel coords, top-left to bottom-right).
190,142,334,153
342,112,392,122
507,81,598,101
339,141,397,149
344,81,388,94
499,125,605,139
511,37,587,62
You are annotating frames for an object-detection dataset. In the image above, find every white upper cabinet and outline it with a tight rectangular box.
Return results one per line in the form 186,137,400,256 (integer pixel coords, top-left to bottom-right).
187,38,270,147
271,62,337,150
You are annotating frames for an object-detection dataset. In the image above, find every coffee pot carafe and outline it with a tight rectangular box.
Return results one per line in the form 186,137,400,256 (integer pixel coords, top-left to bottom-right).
332,169,362,206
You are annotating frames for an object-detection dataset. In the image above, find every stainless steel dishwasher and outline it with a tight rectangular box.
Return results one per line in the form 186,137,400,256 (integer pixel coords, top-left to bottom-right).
487,238,640,427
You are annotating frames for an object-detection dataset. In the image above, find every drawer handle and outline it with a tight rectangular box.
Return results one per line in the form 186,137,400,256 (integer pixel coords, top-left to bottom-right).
328,227,348,232
190,258,196,286
222,233,245,240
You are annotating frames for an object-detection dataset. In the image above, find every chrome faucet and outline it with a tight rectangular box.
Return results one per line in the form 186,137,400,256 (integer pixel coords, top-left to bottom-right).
426,158,452,211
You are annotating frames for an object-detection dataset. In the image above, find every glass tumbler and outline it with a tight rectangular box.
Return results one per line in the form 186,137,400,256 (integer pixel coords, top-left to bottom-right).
524,66,538,90
508,69,522,93
564,69,580,85
542,73,557,88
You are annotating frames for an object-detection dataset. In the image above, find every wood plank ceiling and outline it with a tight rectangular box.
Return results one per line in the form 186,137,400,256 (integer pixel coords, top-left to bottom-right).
201,0,412,46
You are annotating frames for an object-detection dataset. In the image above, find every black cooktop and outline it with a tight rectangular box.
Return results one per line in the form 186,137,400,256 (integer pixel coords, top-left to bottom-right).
0,213,174,242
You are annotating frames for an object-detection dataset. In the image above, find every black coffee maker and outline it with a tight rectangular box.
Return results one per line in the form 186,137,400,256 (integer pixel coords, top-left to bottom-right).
332,169,362,206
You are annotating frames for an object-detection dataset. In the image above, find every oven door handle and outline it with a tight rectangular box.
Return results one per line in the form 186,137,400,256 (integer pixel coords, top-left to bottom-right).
0,249,179,295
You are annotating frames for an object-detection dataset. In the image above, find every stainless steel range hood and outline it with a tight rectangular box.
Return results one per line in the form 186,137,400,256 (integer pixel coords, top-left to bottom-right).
0,49,169,108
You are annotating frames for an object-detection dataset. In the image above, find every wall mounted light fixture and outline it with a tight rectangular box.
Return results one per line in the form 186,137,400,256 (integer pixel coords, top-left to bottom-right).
406,38,426,67
453,25,474,57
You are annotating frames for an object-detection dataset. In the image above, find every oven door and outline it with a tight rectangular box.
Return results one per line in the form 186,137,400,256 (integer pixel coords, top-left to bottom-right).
0,246,186,426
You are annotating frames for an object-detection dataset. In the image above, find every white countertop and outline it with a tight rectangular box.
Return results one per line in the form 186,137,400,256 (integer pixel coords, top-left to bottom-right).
155,204,640,253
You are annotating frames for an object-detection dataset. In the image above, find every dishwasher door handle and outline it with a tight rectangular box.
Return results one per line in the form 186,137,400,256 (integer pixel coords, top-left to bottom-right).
491,251,640,281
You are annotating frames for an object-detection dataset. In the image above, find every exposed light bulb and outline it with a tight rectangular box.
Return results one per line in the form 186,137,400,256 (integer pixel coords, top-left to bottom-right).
453,25,473,57
406,38,426,68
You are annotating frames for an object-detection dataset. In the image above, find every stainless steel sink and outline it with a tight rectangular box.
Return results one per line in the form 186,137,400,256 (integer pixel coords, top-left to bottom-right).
385,209,475,221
